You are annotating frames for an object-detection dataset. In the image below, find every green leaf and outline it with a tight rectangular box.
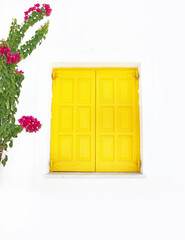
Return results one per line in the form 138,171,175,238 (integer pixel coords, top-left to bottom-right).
9,140,13,148
6,100,9,108
2,155,8,167
4,143,8,151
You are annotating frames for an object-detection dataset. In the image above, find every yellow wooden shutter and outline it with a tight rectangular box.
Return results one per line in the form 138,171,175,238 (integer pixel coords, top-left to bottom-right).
96,68,140,172
50,68,140,172
50,68,96,171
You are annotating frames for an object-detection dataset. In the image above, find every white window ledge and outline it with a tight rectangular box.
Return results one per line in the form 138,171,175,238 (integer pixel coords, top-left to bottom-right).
46,172,145,179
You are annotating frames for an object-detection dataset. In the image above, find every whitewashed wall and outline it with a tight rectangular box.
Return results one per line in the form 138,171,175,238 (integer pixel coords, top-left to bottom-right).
1,0,185,239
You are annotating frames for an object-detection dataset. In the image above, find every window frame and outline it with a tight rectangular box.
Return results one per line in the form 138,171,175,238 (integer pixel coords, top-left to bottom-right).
33,58,153,186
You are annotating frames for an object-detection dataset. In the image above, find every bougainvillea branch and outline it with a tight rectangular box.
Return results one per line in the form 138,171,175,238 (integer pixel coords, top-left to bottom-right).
0,3,52,166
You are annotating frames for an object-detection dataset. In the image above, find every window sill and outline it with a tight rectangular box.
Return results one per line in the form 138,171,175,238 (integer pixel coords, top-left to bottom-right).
46,172,145,179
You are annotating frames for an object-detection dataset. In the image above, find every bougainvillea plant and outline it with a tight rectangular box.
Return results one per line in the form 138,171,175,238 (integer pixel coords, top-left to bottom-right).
0,3,52,166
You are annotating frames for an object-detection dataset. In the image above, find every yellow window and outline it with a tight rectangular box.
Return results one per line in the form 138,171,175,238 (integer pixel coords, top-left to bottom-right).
50,68,140,172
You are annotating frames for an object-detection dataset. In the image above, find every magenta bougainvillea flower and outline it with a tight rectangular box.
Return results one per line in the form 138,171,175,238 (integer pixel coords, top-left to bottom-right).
0,45,20,64
15,69,24,74
24,3,52,21
43,4,52,16
36,8,43,13
18,116,42,133
34,3,40,8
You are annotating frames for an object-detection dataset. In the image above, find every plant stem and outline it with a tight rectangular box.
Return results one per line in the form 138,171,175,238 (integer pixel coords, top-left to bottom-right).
0,138,6,161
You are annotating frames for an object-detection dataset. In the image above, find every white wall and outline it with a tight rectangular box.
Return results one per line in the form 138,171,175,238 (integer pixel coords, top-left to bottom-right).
1,0,185,239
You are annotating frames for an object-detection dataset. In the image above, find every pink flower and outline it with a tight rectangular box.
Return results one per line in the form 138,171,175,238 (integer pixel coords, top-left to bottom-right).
11,53,20,64
18,116,42,133
43,4,52,16
6,57,12,64
24,15,29,21
43,4,50,8
24,5,39,21
0,48,3,56
6,52,11,58
28,7,36,13
36,8,43,13
15,69,24,74
34,3,40,7
0,44,21,65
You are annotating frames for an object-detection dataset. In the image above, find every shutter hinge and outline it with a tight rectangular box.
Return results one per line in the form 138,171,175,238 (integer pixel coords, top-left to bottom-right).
135,71,139,79
52,69,56,80
50,160,54,171
137,154,141,170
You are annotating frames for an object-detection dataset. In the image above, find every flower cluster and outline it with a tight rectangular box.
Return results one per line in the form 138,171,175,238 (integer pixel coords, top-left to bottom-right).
15,69,24,74
18,116,42,133
43,4,52,16
24,3,52,20
24,5,41,20
0,44,20,64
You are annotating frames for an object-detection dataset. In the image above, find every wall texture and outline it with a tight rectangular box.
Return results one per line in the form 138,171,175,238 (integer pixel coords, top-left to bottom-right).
1,0,185,240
